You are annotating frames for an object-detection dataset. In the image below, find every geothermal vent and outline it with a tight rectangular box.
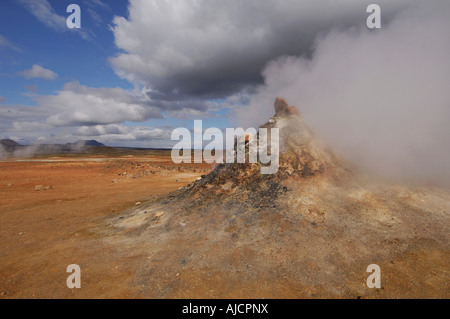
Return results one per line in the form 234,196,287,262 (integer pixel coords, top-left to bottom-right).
172,97,351,213
106,98,450,299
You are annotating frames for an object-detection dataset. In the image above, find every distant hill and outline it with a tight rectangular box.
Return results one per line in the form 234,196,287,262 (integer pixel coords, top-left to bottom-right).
83,140,105,147
64,140,106,148
0,138,172,158
0,139,110,158
0,139,21,147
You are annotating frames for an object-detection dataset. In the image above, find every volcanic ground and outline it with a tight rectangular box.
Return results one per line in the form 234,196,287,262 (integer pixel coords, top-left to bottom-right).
101,98,449,298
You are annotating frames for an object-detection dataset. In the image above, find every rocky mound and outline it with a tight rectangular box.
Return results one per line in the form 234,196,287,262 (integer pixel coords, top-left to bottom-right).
103,98,450,298
171,97,351,215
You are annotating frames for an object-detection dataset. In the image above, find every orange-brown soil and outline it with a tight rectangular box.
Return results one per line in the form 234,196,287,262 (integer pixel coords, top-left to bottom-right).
0,154,210,298
0,149,448,298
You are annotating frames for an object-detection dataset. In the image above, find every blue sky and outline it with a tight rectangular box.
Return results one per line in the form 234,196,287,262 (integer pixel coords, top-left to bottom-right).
0,0,129,104
0,0,235,147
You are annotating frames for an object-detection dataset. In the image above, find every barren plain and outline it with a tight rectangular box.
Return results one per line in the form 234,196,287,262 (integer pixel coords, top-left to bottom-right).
0,153,211,298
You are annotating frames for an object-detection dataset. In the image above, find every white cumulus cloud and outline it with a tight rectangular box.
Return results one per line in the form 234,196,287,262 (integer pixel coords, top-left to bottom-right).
37,81,162,126
110,0,408,102
20,64,58,80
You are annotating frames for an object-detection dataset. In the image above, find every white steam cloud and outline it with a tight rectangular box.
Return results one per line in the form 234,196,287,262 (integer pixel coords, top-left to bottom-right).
236,1,450,187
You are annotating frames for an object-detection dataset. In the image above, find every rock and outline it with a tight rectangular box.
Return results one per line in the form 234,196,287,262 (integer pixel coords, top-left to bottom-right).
274,97,300,116
155,211,164,218
34,185,44,191
7,183,13,187
274,97,290,115
288,105,300,115
238,133,255,145
135,202,142,206
221,181,233,191
19,232,24,235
